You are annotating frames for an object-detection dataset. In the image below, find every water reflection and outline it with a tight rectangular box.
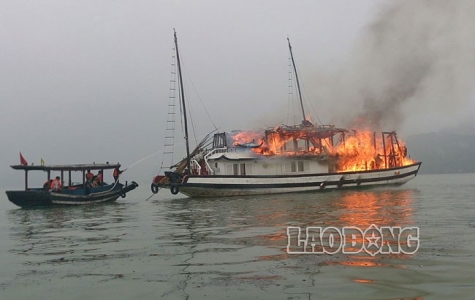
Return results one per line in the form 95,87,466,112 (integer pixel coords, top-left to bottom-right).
157,188,418,252
155,188,419,297
333,189,416,228
7,203,138,265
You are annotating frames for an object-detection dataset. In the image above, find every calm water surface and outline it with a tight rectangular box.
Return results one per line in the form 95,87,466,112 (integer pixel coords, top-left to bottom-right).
1,173,475,299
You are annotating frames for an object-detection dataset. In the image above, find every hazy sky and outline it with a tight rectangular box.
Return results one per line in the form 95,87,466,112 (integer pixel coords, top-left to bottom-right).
1,0,474,188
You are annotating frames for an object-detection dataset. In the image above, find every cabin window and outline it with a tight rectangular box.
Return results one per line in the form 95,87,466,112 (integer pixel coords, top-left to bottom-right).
233,164,238,175
291,161,296,172
240,164,246,175
285,161,309,173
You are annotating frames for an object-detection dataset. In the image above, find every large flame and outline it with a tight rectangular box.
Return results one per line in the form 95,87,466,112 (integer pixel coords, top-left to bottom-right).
231,128,415,172
232,131,265,147
333,130,414,172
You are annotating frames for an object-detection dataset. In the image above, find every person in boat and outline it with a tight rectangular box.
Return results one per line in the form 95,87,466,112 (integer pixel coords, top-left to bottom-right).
43,179,53,191
95,170,103,186
49,176,62,192
84,170,96,188
86,170,94,183
113,167,123,182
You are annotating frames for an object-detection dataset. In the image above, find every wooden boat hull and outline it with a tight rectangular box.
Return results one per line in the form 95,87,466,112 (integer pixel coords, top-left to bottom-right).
5,190,52,207
158,163,421,198
6,182,139,208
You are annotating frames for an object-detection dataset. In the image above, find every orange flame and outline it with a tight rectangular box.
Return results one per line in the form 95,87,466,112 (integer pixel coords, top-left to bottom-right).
333,130,415,172
232,131,264,146
230,128,415,172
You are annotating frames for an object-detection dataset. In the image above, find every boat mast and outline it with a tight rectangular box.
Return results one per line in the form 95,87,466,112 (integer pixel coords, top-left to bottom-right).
174,29,191,173
287,37,306,122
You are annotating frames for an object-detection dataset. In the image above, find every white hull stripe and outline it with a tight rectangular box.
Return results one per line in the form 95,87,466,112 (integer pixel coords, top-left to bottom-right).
179,174,416,197
184,166,419,188
52,195,120,205
166,163,421,198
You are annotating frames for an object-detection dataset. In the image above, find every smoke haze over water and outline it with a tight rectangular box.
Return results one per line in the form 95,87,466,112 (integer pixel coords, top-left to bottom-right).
2,1,475,187
308,0,475,131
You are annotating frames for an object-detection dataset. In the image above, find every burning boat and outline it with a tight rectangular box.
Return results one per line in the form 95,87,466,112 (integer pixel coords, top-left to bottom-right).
151,32,421,197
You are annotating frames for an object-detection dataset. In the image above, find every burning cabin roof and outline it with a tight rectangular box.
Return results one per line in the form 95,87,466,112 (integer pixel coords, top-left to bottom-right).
265,123,349,139
210,123,416,172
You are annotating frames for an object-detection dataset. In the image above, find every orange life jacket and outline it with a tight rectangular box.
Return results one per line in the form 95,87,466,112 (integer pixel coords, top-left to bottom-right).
86,172,93,180
50,179,61,190
113,169,119,177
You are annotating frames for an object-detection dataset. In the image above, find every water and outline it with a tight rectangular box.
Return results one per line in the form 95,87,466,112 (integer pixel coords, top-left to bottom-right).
1,174,474,299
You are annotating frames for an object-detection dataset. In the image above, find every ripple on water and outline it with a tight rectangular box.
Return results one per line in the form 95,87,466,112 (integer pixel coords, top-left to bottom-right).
1,176,475,299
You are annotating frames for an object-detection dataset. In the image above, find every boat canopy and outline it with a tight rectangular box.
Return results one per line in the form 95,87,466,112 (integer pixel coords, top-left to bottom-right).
10,163,121,171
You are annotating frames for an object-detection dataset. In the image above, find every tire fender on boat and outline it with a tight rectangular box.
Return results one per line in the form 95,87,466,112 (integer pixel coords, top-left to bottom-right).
319,182,325,190
171,185,179,195
338,177,344,188
120,192,126,198
151,183,159,194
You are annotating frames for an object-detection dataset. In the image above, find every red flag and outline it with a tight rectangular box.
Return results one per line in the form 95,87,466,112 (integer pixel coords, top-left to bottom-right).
19,152,28,166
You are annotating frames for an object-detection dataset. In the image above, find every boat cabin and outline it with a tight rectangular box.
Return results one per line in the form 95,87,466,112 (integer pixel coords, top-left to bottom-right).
10,163,121,190
189,129,411,176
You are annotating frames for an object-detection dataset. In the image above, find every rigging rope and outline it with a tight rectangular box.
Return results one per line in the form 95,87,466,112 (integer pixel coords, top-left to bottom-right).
98,150,163,193
173,48,219,153
181,56,219,132
291,60,323,125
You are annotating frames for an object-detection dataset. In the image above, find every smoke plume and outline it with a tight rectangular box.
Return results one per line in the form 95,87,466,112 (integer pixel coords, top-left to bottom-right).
314,0,475,130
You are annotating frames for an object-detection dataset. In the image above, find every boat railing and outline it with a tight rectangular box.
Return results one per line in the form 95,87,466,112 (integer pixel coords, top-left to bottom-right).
204,147,228,175
191,158,201,174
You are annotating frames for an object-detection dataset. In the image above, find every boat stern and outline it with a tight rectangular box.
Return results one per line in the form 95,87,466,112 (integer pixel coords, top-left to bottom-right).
120,181,139,196
6,190,52,208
